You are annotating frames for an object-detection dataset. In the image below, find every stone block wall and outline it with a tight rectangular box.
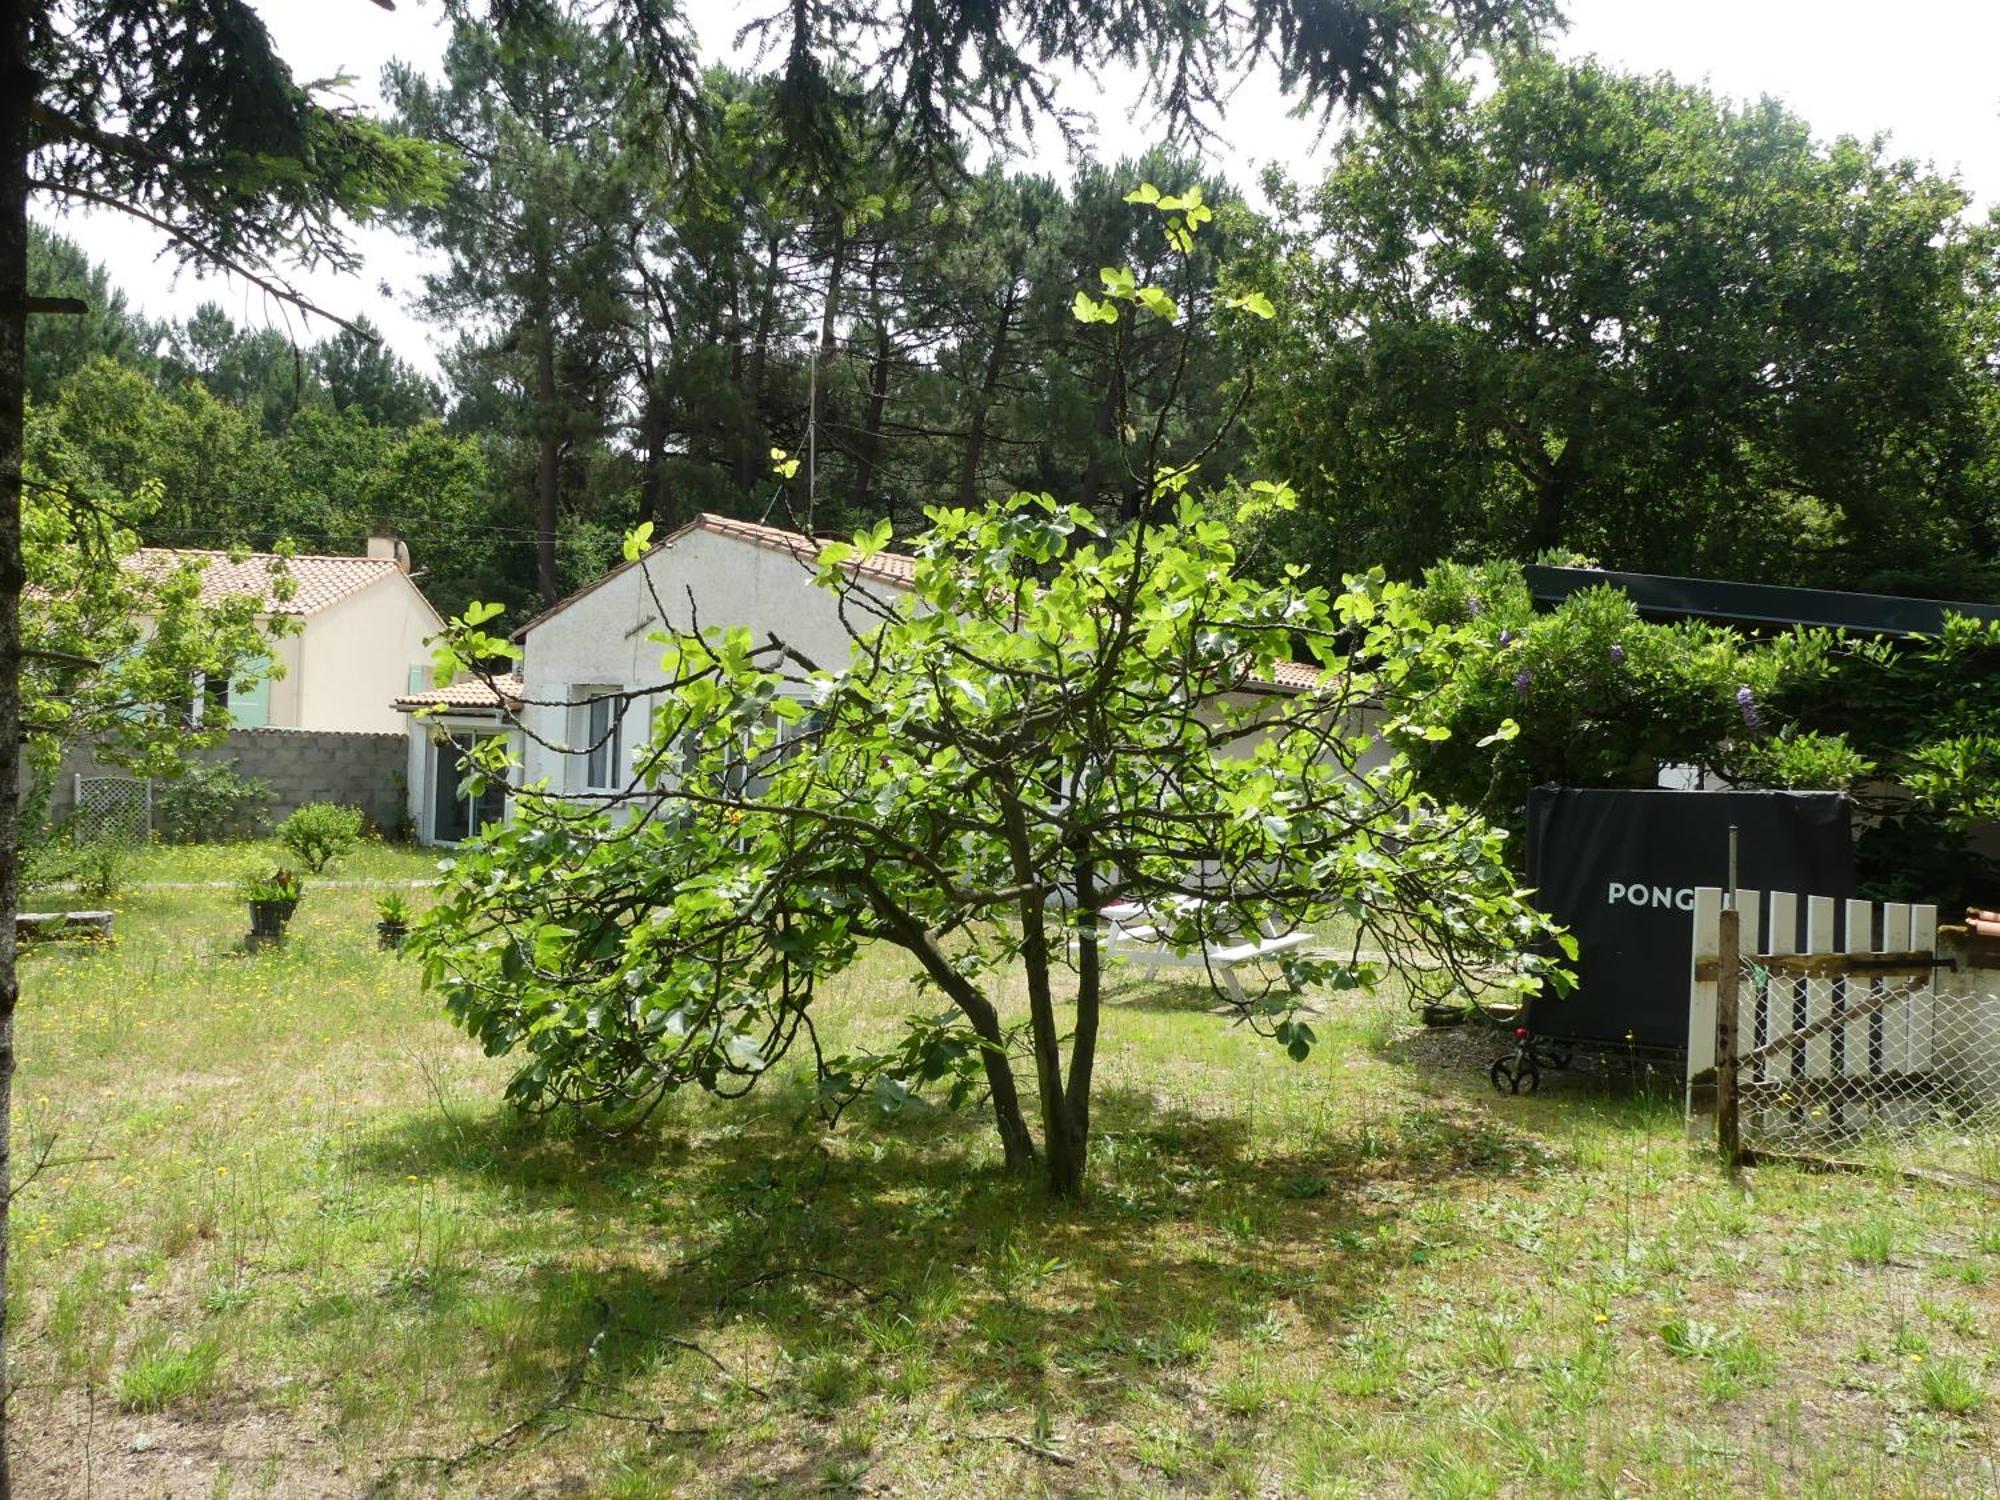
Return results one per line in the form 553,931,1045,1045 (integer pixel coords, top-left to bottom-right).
42,727,409,839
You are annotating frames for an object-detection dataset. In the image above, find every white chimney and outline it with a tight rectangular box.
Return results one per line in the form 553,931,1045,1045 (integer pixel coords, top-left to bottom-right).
367,533,412,572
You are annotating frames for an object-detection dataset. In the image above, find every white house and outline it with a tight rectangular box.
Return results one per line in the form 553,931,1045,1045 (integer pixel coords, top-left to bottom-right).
395,513,905,843
394,511,1331,845
137,535,444,734
513,513,913,794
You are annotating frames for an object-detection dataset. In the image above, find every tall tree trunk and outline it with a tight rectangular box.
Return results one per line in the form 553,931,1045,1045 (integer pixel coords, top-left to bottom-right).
1524,430,1583,556
865,888,1037,1174
1526,471,1567,557
534,319,560,605
957,984,1038,1175
808,215,847,527
640,389,670,531
725,329,745,498
1079,369,1121,516
1065,858,1102,1145
738,235,781,498
0,8,30,1489
850,249,891,510
957,282,1018,508
850,323,893,511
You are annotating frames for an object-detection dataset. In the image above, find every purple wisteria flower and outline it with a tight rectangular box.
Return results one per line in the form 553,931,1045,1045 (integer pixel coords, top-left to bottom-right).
1513,668,1533,699
1608,643,1625,663
1736,683,1760,729
1498,629,1513,647
1467,595,1484,617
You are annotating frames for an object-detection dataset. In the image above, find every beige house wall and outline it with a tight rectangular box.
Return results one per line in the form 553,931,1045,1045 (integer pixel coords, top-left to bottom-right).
293,574,443,734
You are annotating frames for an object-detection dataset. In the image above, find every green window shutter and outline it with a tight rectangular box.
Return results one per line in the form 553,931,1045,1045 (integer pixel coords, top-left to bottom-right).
229,661,272,728
408,663,432,694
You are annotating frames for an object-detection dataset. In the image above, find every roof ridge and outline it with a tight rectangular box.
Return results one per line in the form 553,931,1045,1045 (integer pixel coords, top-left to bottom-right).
135,546,399,566
124,547,429,621
512,511,915,640
691,512,917,572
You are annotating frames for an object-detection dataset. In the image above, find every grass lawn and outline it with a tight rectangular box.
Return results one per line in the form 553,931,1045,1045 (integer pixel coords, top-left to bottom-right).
117,839,445,888
11,882,1999,1497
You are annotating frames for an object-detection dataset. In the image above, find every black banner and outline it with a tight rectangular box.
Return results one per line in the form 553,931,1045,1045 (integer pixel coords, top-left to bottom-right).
1524,788,1855,1051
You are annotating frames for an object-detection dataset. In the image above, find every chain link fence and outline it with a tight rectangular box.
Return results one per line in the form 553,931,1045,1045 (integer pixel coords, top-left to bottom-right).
1733,954,2000,1183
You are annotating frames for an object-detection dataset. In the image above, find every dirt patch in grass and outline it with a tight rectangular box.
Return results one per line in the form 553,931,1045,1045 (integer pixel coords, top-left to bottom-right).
21,1391,347,1500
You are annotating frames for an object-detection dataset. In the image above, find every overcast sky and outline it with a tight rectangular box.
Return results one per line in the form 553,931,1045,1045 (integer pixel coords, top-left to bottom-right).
33,0,2000,378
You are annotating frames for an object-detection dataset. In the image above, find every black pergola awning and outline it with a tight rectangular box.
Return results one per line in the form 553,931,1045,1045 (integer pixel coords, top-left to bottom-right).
1525,565,2000,638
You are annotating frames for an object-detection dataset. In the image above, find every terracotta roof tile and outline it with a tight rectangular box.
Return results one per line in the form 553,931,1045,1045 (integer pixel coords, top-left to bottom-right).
130,549,406,617
1262,658,1324,692
394,673,523,710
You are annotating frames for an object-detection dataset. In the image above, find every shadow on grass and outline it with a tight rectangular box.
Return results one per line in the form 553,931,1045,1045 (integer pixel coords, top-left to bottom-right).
1380,1004,1688,1120
346,1072,1545,1490
1099,972,1238,1013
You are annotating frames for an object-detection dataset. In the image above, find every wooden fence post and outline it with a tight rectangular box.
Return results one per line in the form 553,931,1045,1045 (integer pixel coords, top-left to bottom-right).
1716,906,1742,1168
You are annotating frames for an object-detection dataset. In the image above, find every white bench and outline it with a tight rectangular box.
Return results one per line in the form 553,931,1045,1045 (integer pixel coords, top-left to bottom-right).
1096,901,1311,1003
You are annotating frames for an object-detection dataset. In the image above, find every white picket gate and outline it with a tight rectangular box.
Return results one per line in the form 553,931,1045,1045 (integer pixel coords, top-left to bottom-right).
1687,888,2000,1175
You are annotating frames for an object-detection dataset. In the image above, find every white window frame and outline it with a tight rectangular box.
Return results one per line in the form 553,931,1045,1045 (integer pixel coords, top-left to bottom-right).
574,685,627,793
427,723,515,845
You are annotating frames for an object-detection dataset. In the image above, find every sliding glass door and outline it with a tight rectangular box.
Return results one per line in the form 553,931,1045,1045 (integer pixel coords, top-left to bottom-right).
431,734,508,844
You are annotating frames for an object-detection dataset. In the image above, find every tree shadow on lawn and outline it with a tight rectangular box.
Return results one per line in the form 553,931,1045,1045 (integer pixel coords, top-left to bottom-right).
1099,977,1230,1014
1097,970,1280,1014
346,1077,1545,1485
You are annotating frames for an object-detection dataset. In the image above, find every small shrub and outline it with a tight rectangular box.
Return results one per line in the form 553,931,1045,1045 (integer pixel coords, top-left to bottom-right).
1723,729,1875,791
72,833,133,904
1916,1356,1985,1415
18,776,73,892
155,762,271,843
117,1336,221,1412
375,890,411,925
276,802,365,873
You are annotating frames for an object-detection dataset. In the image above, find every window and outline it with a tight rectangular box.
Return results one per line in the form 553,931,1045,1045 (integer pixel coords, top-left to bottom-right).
743,703,820,800
433,733,508,842
576,686,626,791
189,653,272,729
656,698,818,806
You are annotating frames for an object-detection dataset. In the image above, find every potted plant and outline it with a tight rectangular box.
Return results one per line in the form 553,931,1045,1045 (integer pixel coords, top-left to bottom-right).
241,868,304,941
375,890,411,951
